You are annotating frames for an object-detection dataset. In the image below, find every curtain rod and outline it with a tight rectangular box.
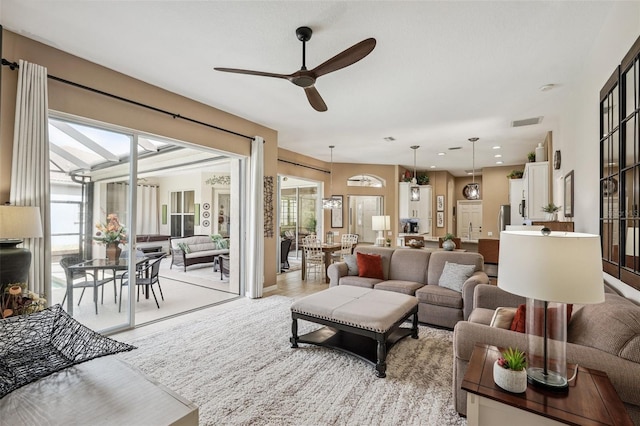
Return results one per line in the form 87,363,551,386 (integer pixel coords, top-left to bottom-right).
1,58,254,142
278,158,329,174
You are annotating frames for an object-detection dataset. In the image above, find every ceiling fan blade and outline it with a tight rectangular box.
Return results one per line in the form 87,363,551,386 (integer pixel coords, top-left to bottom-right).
304,86,328,112
214,67,290,80
311,38,376,78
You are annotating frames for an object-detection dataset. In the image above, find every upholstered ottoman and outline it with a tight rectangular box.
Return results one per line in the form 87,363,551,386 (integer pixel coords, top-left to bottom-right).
290,286,418,377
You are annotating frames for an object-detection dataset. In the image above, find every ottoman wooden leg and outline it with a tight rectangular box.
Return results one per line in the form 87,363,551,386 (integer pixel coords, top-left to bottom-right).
411,312,419,339
375,335,387,378
290,317,299,348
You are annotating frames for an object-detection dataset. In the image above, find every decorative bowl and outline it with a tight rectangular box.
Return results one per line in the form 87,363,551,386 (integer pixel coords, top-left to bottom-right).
408,239,424,249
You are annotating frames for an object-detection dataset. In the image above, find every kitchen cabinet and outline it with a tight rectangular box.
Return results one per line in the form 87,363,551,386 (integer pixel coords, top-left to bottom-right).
399,182,432,233
522,162,549,221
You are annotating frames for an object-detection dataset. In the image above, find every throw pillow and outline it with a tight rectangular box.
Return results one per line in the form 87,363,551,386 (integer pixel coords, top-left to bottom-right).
510,304,574,336
343,254,359,276
0,305,135,398
216,238,229,250
490,307,518,329
177,242,191,254
356,252,384,280
438,261,476,292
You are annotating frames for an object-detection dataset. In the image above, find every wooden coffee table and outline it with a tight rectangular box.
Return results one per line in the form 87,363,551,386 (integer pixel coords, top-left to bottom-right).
461,343,633,425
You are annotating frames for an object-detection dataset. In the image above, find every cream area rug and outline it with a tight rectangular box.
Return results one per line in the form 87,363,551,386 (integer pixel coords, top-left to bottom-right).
118,296,466,426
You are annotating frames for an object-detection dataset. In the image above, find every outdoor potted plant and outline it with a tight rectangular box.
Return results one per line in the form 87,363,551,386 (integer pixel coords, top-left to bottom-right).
493,347,527,393
542,203,561,221
442,233,456,251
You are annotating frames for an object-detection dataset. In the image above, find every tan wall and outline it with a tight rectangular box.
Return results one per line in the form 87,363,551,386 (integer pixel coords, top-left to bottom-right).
426,170,455,238
1,29,279,288
479,165,519,238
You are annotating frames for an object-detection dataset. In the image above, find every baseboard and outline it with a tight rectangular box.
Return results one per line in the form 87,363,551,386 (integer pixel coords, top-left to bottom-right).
262,284,277,293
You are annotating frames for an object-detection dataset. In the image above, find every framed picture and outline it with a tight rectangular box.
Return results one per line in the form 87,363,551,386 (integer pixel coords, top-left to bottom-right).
436,211,444,228
564,170,574,218
331,195,343,228
436,195,444,212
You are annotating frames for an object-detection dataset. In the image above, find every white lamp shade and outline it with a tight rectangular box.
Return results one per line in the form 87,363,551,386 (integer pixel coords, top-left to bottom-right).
0,206,43,239
498,231,604,304
371,215,390,231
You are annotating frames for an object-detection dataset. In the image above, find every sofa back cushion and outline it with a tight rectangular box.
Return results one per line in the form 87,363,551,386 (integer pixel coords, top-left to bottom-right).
427,252,484,285
387,248,430,284
568,293,640,363
353,246,395,280
170,235,212,250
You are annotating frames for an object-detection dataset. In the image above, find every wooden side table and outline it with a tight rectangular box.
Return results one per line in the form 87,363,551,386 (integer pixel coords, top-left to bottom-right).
461,343,633,426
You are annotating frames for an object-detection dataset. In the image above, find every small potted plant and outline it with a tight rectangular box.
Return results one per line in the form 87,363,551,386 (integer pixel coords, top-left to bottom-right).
493,347,527,393
507,170,524,179
542,203,561,221
442,233,456,251
527,152,536,162
385,238,392,247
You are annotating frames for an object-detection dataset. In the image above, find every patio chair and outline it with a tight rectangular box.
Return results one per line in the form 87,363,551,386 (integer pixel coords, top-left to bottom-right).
281,238,292,272
118,254,167,311
60,255,114,315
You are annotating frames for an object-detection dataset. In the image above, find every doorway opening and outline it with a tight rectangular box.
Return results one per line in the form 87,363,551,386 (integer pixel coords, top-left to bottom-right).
456,200,483,241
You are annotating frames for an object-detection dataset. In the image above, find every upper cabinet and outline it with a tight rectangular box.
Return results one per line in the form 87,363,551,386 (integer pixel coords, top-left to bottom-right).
399,182,432,233
522,162,549,221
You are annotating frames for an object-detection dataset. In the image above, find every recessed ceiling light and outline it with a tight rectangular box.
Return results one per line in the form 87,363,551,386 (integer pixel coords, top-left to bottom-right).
430,165,436,169
492,146,501,150
496,161,503,165
383,136,396,142
467,172,473,175
437,152,445,156
494,154,502,158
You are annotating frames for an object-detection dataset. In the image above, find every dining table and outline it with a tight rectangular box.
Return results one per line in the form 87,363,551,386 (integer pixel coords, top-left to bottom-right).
67,257,148,315
301,242,342,283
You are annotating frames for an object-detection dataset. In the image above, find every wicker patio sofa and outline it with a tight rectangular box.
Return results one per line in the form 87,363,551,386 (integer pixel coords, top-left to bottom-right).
169,235,229,271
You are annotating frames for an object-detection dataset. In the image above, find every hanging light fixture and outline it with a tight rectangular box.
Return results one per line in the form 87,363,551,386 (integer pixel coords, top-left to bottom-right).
410,145,420,201
463,137,480,200
322,145,342,209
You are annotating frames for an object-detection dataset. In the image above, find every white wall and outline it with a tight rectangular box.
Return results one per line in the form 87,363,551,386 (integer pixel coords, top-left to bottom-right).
555,2,640,301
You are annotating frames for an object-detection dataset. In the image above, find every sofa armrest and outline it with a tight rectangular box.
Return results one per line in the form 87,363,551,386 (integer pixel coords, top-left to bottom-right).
461,271,490,320
327,262,348,287
473,283,525,311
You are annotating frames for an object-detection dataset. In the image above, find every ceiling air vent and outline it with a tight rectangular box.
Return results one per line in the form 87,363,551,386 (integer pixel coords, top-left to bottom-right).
511,117,543,127
448,146,462,150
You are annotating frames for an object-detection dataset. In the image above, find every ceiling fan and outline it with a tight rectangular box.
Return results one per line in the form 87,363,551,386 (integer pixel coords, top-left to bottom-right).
214,26,376,112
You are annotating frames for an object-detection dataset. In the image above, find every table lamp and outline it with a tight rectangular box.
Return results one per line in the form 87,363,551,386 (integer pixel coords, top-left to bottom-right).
498,230,604,391
372,215,390,247
0,205,44,290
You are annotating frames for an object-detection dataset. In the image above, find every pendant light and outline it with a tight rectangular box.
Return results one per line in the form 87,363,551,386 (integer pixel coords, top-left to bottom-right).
463,137,480,200
410,145,420,201
322,145,342,209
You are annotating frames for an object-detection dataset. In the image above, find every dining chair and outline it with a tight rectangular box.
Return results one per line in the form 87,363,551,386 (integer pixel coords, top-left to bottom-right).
118,254,167,312
302,235,324,280
60,255,112,315
331,234,359,263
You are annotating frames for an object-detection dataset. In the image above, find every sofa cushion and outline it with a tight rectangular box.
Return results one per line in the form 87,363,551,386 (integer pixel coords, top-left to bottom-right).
438,261,476,292
468,307,495,325
357,252,384,280
343,254,358,276
387,249,430,284
374,280,424,295
427,252,484,285
353,246,394,280
415,285,463,309
188,242,217,252
568,293,640,363
339,276,382,288
490,307,517,329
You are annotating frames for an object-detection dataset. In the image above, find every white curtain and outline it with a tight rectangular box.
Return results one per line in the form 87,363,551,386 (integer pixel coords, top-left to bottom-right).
10,60,51,297
136,184,159,235
247,136,264,298
107,182,158,235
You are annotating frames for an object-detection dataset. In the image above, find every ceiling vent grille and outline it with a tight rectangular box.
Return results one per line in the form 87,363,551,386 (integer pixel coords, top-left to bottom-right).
511,117,543,127
448,146,462,150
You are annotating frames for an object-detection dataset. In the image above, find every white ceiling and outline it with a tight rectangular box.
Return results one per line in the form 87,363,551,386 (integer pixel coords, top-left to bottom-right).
0,1,615,176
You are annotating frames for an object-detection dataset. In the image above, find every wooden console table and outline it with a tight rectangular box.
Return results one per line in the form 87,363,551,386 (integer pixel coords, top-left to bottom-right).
531,221,575,232
461,343,632,425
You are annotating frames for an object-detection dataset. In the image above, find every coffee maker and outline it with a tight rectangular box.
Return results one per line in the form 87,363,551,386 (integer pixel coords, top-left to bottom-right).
409,221,419,234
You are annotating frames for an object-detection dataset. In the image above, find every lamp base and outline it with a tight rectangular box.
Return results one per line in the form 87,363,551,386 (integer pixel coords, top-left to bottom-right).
374,237,386,247
527,367,568,392
0,239,31,291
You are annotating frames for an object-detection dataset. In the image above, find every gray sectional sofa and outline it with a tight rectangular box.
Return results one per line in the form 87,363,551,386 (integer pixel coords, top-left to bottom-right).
327,245,489,329
453,284,640,424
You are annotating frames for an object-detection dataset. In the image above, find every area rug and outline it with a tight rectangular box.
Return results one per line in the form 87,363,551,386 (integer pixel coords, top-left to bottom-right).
158,258,232,293
118,296,466,426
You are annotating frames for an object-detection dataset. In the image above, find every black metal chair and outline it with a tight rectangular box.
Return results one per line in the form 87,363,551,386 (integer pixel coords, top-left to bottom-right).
119,254,166,311
60,255,113,315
